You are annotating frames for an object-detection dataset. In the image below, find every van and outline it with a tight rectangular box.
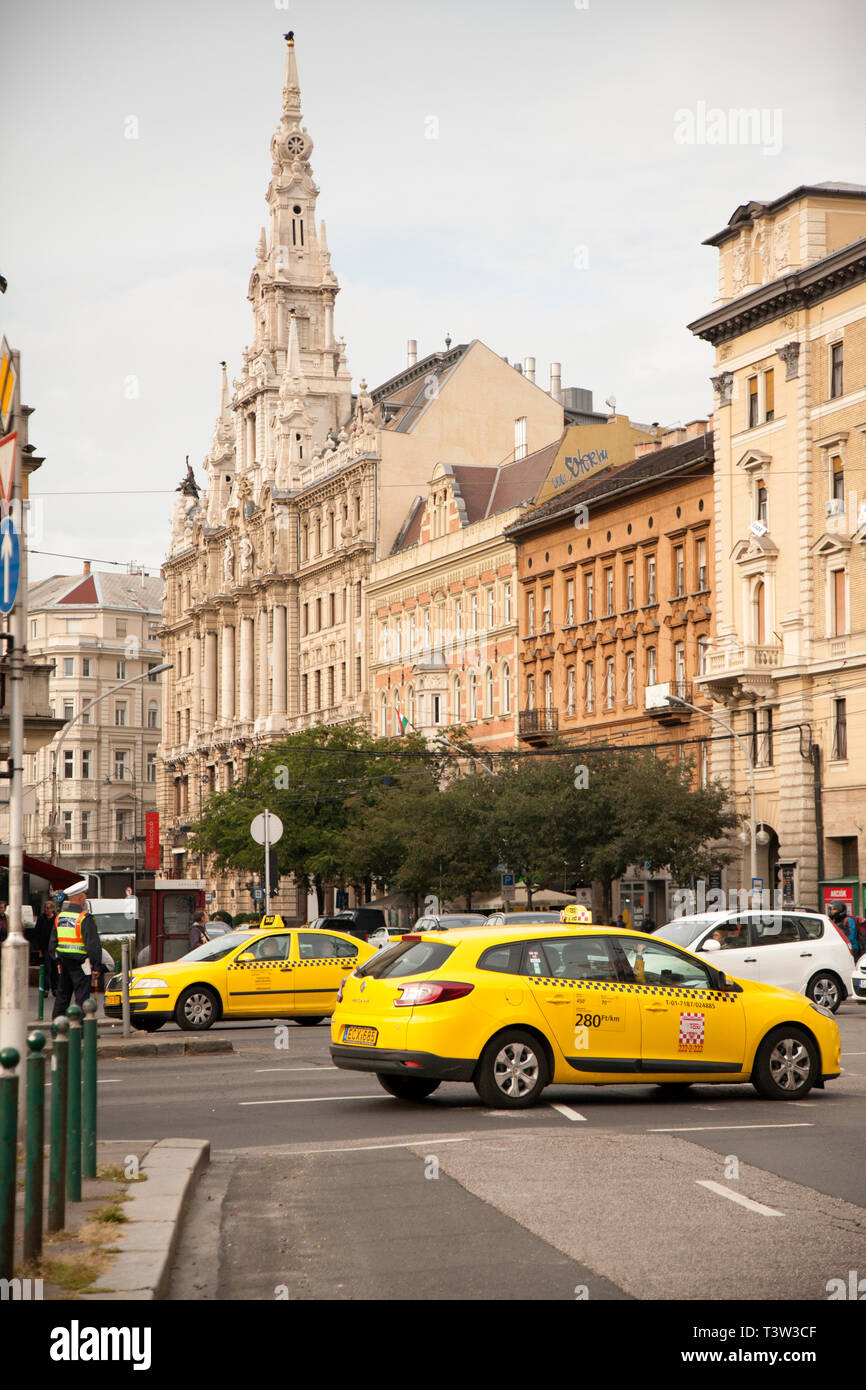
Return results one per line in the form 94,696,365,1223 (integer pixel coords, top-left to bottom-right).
87,897,138,942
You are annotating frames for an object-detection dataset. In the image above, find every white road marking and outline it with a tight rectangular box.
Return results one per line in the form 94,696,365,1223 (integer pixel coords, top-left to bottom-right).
279,1136,483,1155
240,1094,386,1106
549,1103,587,1122
696,1180,783,1217
842,1051,866,1056
649,1122,814,1133
253,1066,338,1073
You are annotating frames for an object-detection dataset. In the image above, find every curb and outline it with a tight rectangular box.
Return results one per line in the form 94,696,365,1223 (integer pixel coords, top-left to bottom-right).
81,1138,211,1300
98,1038,235,1060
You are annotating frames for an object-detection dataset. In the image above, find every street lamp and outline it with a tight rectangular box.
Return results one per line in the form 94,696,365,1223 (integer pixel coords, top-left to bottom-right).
662,692,758,898
48,662,173,862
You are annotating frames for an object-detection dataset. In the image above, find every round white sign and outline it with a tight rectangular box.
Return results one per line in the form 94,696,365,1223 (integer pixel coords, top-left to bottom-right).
250,810,284,845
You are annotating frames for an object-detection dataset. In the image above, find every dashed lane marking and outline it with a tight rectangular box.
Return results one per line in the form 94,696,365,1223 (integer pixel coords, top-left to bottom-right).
648,1122,814,1133
240,1094,386,1106
696,1179,783,1217
549,1103,587,1122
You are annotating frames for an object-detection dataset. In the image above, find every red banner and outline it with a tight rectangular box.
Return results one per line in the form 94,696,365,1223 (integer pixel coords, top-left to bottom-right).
145,812,160,871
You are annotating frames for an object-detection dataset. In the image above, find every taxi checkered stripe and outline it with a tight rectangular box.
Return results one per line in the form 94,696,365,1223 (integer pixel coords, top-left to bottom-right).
528,977,738,1002
227,958,347,969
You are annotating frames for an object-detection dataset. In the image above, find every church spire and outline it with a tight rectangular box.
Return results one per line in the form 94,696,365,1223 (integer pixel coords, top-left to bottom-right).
282,31,301,120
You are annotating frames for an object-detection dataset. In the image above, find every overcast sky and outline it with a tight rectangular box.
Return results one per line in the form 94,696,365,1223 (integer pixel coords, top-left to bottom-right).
3,0,864,583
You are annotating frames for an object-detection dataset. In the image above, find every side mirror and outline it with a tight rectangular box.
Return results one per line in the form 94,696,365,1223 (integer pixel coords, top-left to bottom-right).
700,937,722,953
237,952,255,962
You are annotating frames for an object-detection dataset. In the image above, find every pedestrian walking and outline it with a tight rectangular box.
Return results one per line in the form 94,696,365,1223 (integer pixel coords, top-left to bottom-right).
829,902,859,957
48,876,105,1018
189,909,209,952
31,895,60,994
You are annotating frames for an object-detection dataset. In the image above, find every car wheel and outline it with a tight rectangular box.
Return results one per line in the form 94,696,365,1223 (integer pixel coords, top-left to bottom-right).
131,1019,165,1033
175,986,219,1032
376,1073,441,1101
474,1030,548,1109
294,1016,326,1027
806,972,844,1013
752,1025,819,1100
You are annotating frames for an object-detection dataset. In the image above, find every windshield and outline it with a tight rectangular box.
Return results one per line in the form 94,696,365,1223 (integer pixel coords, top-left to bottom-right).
183,932,254,963
653,916,720,948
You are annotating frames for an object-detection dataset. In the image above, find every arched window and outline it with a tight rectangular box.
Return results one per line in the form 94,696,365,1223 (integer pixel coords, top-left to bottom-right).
328,512,335,550
544,671,553,711
502,663,511,715
753,580,765,645
408,686,415,728
147,702,159,729
485,667,494,717
379,692,387,737
527,675,535,711
469,673,478,721
453,676,461,723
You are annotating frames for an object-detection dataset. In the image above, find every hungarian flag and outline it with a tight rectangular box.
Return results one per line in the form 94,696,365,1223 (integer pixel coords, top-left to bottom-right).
394,705,408,736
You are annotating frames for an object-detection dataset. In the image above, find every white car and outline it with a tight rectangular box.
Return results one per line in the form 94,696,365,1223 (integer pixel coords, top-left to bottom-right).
653,909,853,1012
851,953,866,1004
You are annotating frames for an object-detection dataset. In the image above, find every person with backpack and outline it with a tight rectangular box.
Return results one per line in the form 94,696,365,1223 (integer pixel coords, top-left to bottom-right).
828,901,859,957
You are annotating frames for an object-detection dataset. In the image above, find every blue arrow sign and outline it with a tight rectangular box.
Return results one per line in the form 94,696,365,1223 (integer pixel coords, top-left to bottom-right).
0,516,19,614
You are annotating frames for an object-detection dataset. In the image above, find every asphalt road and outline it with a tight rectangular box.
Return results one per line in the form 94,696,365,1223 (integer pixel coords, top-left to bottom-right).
87,1000,866,1301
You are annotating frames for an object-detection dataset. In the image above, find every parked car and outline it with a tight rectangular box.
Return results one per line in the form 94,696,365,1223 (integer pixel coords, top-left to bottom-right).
850,950,866,1004
412,914,488,932
652,909,852,1012
309,909,387,943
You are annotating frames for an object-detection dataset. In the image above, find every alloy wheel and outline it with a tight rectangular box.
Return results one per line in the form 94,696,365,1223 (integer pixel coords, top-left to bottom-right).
768,1037,811,1091
492,1041,540,1098
184,991,214,1026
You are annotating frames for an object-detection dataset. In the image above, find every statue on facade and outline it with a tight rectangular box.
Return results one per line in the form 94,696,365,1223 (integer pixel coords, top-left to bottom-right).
177,457,200,499
239,532,255,578
223,539,235,586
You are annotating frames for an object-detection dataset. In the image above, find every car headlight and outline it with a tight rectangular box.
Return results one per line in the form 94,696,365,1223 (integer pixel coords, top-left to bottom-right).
131,977,168,992
809,1001,834,1019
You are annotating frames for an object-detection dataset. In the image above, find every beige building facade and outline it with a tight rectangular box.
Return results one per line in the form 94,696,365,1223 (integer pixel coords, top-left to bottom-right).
24,567,164,889
690,182,866,910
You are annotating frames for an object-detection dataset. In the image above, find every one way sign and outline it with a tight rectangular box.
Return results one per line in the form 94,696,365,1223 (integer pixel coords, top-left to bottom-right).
0,516,20,614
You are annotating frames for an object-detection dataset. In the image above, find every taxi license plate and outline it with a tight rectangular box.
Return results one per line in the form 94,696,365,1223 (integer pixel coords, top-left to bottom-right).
105,993,120,1007
343,1025,378,1046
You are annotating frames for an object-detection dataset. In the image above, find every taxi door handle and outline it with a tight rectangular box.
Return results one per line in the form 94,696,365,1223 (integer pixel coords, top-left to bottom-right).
799,952,812,958
544,997,570,1005
645,1005,669,1012
743,957,757,963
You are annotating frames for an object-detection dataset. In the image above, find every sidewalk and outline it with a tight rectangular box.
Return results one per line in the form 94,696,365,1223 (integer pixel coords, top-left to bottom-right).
12,1136,210,1300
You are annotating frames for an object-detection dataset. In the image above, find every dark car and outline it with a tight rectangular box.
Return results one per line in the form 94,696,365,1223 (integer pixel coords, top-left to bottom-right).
309,908,387,943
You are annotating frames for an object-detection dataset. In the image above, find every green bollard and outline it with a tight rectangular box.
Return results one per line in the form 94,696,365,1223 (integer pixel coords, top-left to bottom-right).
66,1004,82,1203
47,1017,69,1234
0,1047,21,1280
82,999,97,1180
38,964,45,1022
23,1033,46,1264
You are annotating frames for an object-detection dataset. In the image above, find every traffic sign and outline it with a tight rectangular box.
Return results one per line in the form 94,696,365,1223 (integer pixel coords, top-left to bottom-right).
500,873,515,888
254,888,263,901
0,339,16,436
251,810,283,845
0,516,20,614
0,431,17,510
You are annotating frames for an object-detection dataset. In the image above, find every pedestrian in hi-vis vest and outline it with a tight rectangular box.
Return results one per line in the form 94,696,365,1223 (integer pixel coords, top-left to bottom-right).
48,876,104,1019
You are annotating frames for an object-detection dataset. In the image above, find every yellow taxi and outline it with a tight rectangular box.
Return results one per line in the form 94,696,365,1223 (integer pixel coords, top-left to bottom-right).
330,924,842,1107
104,918,377,1032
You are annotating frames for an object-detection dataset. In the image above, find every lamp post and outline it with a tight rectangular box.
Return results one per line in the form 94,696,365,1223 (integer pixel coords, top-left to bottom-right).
47,662,173,862
664,694,758,898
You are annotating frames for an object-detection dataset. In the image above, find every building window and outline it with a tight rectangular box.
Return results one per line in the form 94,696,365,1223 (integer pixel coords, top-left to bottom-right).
63,750,74,779
455,599,462,638
758,708,774,768
301,524,308,561
469,673,478,721
832,698,847,760
646,646,657,686
301,674,308,714
115,810,129,842
328,512,335,550
81,749,91,779
830,342,844,399
147,703,158,729
31,619,37,639
115,704,127,727
504,583,512,623
83,659,91,677
302,603,308,636
63,701,73,722
63,811,73,841
585,572,594,620
626,652,635,706
566,666,575,716
584,661,594,713
502,664,511,715
329,592,336,627
604,568,614,617
756,483,768,528
566,579,574,626
528,592,535,634
764,369,774,422
527,675,535,711
605,657,615,709
314,670,321,710
625,563,635,610
674,642,686,689
646,555,656,605
81,812,90,841
63,658,74,677
697,539,707,591
146,752,157,783
697,638,708,677
832,568,846,637
470,593,478,634
831,456,844,504
116,659,126,680
674,548,684,598
542,587,551,631
409,612,417,654
114,750,128,781
514,417,527,461
451,679,459,723
748,376,759,428
487,589,495,630
544,670,553,711
485,667,494,717
432,694,441,725
699,741,709,788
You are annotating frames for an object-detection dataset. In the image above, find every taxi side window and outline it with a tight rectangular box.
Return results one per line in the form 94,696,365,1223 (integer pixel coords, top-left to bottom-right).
616,937,712,990
477,942,523,975
245,935,290,962
526,936,621,982
297,932,352,960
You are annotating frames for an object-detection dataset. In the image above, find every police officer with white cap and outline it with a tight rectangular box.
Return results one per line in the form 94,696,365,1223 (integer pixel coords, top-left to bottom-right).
48,876,104,1019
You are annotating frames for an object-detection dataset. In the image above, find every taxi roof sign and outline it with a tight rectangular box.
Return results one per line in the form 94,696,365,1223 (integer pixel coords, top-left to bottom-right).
560,904,592,924
259,914,286,929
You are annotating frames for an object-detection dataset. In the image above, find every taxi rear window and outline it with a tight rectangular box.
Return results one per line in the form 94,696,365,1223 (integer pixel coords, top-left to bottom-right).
358,940,455,979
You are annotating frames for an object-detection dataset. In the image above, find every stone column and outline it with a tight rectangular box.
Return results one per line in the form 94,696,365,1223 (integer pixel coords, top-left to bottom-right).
191,632,202,743
221,624,235,722
259,609,270,717
273,605,288,715
240,617,254,722
203,631,218,727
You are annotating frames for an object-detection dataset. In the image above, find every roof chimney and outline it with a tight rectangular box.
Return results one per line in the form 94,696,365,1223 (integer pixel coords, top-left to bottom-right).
407,339,417,367
549,362,562,403
523,356,536,384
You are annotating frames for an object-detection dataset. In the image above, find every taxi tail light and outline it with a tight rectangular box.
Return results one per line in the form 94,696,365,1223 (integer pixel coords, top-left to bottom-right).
394,981,474,1007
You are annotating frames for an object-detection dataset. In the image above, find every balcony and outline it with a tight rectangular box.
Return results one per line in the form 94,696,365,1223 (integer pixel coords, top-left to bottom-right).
698,642,782,699
645,681,693,721
518,708,558,743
